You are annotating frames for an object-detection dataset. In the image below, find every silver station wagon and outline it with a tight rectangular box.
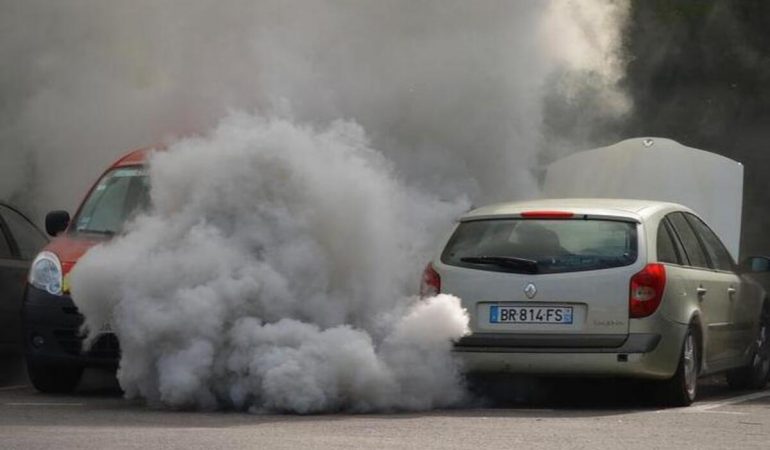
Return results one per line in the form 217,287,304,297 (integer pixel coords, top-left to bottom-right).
422,198,770,406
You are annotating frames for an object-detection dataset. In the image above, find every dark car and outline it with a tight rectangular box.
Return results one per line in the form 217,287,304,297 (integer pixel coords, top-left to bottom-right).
0,203,48,355
741,255,770,377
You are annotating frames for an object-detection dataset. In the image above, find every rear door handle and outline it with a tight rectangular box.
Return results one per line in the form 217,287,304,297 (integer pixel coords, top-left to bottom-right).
727,287,737,297
696,286,708,296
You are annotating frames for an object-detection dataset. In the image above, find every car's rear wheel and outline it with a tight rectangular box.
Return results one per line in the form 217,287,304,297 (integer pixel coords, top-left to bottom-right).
726,303,770,390
658,325,699,406
26,362,83,394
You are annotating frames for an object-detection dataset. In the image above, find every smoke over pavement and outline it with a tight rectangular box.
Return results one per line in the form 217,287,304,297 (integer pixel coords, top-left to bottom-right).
17,0,634,412
70,115,470,412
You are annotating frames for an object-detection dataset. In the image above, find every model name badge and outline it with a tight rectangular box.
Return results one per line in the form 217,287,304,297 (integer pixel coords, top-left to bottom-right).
593,320,626,327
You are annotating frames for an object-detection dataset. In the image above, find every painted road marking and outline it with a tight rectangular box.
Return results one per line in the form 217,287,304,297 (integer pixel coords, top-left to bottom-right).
5,402,84,407
653,390,770,415
657,408,748,415
0,385,28,391
685,390,770,413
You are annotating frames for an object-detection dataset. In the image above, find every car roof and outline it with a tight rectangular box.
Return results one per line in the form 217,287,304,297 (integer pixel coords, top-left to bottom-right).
0,202,40,225
461,198,693,222
0,201,29,216
110,146,157,168
0,202,47,240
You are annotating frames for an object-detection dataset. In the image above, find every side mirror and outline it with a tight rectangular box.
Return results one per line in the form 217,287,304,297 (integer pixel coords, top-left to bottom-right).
741,256,770,273
45,210,70,236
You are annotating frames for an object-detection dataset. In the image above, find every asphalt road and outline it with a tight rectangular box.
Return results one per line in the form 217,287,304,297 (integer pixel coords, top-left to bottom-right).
1,355,769,450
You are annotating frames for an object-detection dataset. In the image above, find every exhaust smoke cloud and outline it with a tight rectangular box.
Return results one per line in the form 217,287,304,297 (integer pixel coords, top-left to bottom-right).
72,115,470,411
3,0,631,411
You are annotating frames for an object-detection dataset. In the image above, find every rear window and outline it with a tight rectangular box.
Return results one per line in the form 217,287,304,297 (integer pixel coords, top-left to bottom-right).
441,219,638,274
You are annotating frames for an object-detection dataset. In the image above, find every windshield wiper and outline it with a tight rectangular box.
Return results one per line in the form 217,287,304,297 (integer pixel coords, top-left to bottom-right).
77,229,115,237
460,256,539,274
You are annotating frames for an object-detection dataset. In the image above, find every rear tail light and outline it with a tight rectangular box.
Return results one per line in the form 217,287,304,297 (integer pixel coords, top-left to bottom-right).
420,263,441,298
629,263,666,318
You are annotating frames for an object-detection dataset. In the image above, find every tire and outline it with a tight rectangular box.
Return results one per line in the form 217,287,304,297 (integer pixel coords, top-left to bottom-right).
658,326,699,407
27,362,83,394
726,304,770,390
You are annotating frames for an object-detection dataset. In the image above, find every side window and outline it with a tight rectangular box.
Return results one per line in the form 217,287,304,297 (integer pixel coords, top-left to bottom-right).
685,213,735,271
0,205,47,260
667,212,710,269
0,224,12,259
666,219,689,265
656,219,681,264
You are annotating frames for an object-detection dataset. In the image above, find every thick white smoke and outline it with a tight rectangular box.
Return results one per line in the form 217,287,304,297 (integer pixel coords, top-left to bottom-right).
1,0,629,217
5,0,632,412
70,115,470,412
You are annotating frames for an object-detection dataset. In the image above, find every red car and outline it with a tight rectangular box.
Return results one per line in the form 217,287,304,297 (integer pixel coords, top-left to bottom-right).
23,147,151,393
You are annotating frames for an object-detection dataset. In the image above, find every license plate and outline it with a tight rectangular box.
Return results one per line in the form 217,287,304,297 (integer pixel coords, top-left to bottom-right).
490,305,573,324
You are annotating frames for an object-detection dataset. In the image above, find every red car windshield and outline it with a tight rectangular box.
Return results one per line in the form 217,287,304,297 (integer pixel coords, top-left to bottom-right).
73,166,150,236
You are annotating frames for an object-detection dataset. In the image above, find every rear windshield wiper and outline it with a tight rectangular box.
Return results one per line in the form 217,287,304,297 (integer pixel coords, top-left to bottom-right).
77,229,115,237
459,256,539,274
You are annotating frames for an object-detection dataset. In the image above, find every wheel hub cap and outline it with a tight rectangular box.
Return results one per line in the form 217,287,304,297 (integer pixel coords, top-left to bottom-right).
753,323,770,376
684,334,697,397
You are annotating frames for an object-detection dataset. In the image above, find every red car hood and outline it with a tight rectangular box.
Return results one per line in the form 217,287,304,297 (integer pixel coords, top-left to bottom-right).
44,234,107,289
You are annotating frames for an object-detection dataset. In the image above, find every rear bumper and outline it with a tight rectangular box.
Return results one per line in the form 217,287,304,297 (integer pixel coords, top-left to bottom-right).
455,333,659,352
454,325,688,380
22,285,119,368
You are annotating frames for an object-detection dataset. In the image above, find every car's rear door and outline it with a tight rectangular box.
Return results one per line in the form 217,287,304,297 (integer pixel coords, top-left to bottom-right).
685,213,753,364
667,212,733,366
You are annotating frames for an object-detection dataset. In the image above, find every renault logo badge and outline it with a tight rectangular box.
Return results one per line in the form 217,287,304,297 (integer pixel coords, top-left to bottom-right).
524,283,537,299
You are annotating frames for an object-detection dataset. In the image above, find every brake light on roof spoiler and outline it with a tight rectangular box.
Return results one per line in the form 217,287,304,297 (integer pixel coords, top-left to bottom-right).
520,211,575,219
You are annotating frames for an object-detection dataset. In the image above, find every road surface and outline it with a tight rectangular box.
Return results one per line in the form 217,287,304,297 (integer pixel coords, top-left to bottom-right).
1,355,768,449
